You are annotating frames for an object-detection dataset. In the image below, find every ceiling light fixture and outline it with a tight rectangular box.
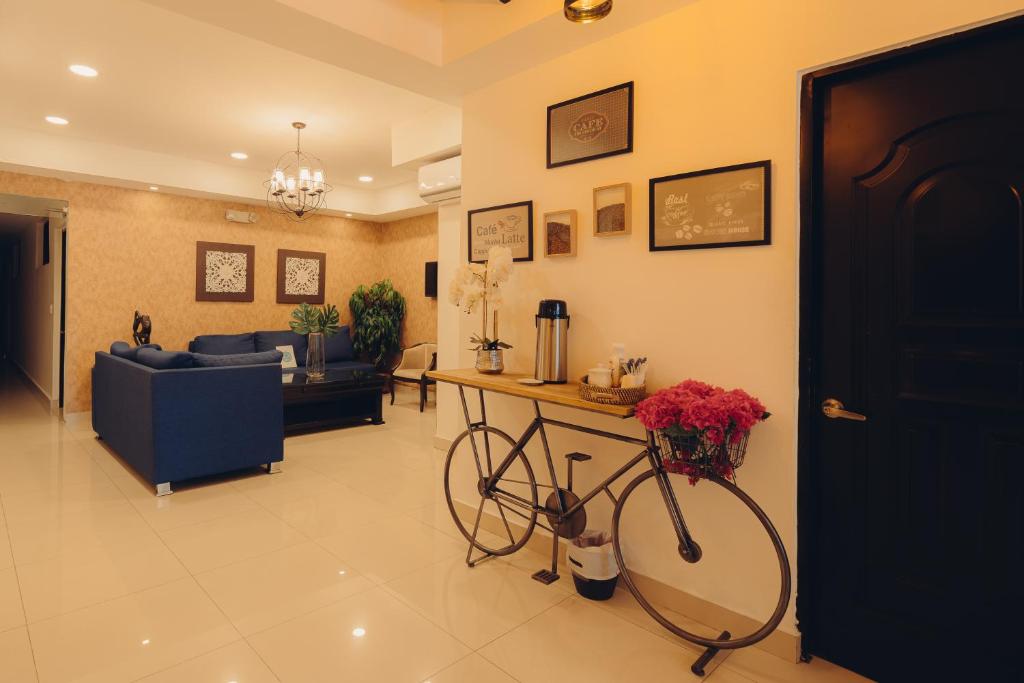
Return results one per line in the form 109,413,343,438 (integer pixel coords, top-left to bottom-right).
69,64,98,77
149,186,159,191
564,0,613,23
265,122,331,221
45,115,69,125
357,175,373,183
230,151,248,160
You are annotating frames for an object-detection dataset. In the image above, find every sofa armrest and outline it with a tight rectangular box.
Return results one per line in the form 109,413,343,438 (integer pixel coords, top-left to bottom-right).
92,352,157,480
149,363,284,483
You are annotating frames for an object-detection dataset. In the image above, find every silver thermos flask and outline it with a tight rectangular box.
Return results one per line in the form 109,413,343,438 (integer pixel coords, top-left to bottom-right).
534,300,569,383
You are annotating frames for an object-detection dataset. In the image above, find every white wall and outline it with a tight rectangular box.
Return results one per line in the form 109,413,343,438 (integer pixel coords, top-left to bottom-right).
440,0,1024,637
11,220,53,397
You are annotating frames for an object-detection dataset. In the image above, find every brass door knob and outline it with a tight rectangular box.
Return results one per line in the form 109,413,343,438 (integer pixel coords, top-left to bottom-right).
821,398,867,421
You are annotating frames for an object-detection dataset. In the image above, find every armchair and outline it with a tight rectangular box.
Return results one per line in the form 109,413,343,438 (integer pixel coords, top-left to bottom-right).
389,342,437,412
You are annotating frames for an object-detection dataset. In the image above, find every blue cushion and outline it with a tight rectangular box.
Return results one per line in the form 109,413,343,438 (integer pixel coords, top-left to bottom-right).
254,330,308,367
192,350,283,367
191,333,256,355
324,326,355,362
110,342,162,362
136,349,194,370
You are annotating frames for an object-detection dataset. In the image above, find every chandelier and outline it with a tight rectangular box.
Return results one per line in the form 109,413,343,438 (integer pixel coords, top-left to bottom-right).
564,0,612,23
266,122,332,221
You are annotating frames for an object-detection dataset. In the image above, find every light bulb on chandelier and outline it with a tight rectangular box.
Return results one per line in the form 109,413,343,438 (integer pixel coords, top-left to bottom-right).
266,122,332,221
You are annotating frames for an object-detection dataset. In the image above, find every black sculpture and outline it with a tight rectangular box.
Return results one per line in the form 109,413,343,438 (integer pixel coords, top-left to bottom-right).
132,310,152,346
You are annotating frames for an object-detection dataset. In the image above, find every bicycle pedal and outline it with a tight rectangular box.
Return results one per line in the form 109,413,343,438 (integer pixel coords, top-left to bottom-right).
531,569,560,585
565,452,592,462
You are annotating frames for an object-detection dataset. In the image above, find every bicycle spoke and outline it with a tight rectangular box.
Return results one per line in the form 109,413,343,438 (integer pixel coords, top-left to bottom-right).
493,498,516,544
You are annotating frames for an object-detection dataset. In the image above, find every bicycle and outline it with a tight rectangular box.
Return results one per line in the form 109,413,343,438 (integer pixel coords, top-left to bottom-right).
442,383,791,676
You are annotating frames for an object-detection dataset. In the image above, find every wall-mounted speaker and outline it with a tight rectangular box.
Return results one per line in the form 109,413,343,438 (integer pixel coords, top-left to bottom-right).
425,261,438,298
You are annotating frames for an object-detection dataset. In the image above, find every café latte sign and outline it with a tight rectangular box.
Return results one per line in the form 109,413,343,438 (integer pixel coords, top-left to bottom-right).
468,201,534,263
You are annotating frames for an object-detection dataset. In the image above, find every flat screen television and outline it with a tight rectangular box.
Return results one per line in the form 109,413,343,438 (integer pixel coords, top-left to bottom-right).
425,261,438,298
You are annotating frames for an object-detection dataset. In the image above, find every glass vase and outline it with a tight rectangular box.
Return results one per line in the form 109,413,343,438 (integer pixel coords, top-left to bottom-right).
306,332,326,381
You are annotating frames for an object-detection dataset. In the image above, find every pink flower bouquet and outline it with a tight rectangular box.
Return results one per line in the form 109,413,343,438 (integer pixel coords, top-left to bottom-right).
635,380,769,484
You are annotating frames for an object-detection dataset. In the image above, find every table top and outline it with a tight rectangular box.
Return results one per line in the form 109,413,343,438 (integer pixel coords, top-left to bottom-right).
427,368,637,419
281,369,386,391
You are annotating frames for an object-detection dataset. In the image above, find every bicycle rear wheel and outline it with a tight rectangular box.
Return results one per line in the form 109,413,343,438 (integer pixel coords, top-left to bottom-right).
611,469,791,650
444,426,539,556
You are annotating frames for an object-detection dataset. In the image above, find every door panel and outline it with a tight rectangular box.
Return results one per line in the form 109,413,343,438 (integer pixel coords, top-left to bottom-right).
804,18,1024,681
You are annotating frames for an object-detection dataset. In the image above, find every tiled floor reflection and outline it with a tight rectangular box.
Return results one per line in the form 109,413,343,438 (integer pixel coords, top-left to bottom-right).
0,366,870,682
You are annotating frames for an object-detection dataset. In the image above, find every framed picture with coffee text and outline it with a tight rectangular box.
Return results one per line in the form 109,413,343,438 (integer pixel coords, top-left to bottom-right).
547,82,634,169
649,161,771,252
468,201,534,263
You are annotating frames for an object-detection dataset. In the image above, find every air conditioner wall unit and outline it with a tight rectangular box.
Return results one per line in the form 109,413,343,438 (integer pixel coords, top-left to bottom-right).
418,155,461,204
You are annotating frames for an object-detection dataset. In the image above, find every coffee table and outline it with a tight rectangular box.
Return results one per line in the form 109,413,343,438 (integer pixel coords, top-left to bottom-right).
281,369,386,435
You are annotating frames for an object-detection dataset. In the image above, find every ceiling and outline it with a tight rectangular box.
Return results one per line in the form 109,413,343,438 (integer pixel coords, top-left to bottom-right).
0,0,442,191
0,0,697,219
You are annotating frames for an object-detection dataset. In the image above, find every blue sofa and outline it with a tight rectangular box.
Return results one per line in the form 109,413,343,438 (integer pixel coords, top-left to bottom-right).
92,347,285,496
187,328,376,377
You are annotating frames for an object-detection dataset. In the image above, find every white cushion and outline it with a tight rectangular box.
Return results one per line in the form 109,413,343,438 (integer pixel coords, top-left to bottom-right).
394,368,425,380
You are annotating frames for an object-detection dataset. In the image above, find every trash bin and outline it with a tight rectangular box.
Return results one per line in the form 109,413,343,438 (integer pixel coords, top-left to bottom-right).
567,530,619,601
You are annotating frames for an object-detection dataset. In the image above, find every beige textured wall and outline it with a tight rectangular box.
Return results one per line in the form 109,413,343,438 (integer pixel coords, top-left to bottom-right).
0,170,438,413
442,0,1024,636
379,213,438,346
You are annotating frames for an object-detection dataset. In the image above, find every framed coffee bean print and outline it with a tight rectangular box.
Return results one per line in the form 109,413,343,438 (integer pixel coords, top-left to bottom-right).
547,82,634,169
543,209,577,257
593,182,632,237
468,201,534,263
649,161,771,252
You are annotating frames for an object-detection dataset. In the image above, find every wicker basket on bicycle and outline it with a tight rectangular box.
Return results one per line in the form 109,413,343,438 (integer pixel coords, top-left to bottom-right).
656,429,750,484
636,379,769,485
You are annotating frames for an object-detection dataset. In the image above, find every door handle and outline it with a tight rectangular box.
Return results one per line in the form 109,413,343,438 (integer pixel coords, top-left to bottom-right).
821,398,867,421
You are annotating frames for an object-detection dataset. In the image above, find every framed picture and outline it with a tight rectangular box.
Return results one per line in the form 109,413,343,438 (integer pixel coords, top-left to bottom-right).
276,249,326,304
195,241,255,302
547,81,634,169
649,161,771,252
276,345,298,369
468,201,533,263
543,210,577,258
593,183,632,237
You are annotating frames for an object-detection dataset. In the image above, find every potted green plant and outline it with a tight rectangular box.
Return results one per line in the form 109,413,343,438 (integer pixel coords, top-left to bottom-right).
348,280,406,369
289,302,340,380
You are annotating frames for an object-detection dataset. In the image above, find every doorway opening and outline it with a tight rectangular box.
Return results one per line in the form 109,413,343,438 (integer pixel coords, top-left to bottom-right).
0,193,68,415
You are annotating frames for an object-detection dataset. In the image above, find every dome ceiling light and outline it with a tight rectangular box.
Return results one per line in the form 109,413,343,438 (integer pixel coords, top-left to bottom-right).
564,0,613,23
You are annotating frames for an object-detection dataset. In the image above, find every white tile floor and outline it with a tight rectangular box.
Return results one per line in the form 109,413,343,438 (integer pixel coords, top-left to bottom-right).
0,365,870,682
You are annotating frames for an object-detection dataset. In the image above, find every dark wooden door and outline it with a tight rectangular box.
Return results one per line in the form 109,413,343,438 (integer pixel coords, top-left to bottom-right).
802,18,1024,681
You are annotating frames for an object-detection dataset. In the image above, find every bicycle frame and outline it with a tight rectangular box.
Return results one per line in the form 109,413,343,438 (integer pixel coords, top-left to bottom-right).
456,386,698,562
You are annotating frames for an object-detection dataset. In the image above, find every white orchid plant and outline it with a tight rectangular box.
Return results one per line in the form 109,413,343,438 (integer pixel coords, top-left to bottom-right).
449,246,514,352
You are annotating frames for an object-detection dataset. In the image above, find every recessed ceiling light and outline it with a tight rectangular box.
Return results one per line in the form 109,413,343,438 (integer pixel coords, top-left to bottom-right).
352,627,366,638
230,151,248,160
149,186,159,191
357,176,373,183
69,64,98,77
45,115,69,125
344,213,353,217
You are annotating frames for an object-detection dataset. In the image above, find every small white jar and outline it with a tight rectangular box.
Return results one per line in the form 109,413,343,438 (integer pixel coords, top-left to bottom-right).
588,366,612,388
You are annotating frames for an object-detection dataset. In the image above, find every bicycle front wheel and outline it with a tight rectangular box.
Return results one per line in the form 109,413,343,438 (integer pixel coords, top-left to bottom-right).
611,469,791,650
444,426,539,556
